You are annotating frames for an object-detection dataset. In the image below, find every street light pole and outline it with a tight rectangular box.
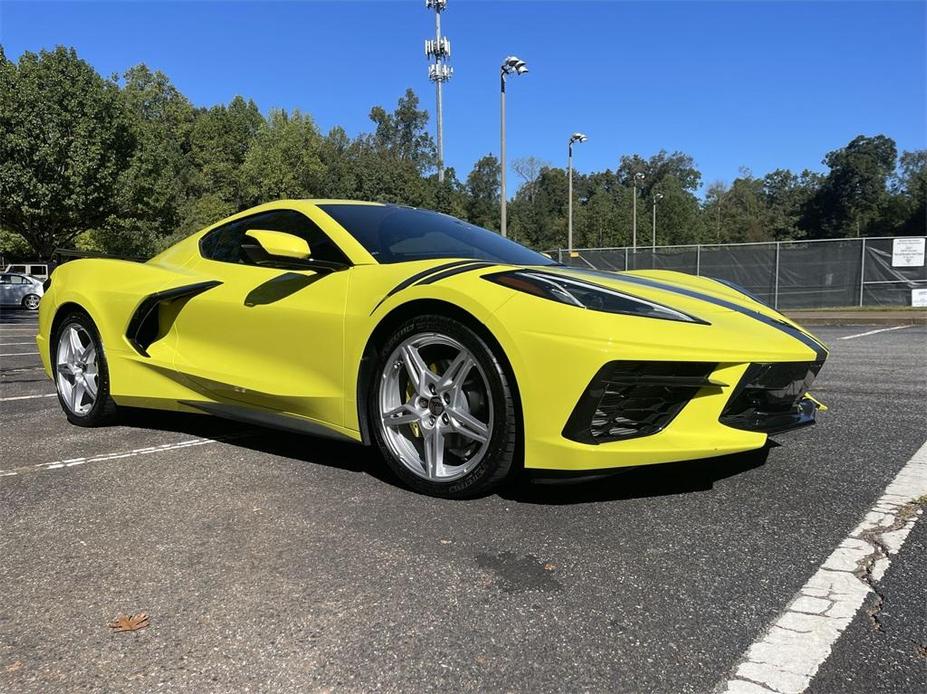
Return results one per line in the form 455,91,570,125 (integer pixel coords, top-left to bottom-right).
632,172,645,249
652,192,663,249
425,0,452,184
567,132,588,255
499,56,528,237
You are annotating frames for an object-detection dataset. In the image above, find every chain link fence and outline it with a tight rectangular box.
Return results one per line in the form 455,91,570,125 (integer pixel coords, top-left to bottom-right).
553,236,927,309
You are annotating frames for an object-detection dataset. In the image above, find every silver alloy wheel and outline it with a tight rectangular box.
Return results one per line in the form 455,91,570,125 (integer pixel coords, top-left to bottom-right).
378,332,493,482
23,294,40,310
56,324,99,416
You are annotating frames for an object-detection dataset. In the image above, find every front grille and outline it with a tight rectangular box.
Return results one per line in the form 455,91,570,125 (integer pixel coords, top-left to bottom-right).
563,361,718,445
719,360,824,433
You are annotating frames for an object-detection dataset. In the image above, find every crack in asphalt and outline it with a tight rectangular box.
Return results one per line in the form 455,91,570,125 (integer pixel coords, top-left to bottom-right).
720,443,927,694
853,498,924,633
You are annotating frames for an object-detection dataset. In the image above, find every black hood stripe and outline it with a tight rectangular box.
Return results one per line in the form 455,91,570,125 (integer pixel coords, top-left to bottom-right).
551,267,828,360
370,259,479,314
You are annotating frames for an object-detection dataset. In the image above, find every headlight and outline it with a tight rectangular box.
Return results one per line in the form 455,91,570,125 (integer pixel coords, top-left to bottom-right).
483,270,706,324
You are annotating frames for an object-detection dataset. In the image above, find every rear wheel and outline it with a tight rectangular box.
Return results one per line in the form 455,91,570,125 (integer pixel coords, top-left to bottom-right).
370,315,517,498
22,294,40,310
53,312,118,426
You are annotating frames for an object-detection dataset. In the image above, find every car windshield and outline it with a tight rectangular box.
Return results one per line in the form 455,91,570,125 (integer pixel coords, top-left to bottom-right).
318,204,557,266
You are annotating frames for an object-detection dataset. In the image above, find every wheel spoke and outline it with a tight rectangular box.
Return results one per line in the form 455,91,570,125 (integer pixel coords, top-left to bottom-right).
383,403,419,427
82,373,98,398
78,343,95,364
449,408,490,444
58,373,73,404
68,327,83,358
401,343,432,395
423,425,445,479
439,351,474,393
71,380,86,412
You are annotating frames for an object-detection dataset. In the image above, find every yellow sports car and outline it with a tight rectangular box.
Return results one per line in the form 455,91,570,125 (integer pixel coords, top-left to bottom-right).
37,200,828,497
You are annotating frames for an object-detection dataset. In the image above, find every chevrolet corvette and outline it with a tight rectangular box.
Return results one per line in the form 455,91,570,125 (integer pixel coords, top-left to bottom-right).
37,200,828,497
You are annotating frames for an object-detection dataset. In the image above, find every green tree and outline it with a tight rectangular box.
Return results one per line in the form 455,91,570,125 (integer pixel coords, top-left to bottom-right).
761,169,821,240
801,134,898,237
189,95,263,209
892,150,927,236
0,46,133,257
91,64,197,257
365,88,436,174
618,150,702,192
465,154,501,231
240,108,326,204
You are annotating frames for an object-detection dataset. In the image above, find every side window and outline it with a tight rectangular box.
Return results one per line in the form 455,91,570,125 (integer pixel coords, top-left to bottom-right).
9,265,25,274
199,210,349,266
2,275,24,284
0,275,11,284
199,219,247,263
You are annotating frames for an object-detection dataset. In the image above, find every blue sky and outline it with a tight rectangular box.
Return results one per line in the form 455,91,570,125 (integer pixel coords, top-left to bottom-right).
2,1,925,191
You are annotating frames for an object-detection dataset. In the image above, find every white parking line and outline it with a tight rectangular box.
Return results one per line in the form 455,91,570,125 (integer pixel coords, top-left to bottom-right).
0,393,57,402
721,440,927,694
838,324,913,340
0,366,45,374
0,342,37,346
0,351,39,356
0,435,246,478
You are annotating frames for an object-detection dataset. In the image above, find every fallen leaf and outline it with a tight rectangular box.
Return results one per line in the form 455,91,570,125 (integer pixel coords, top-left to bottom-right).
109,613,150,633
5,661,23,673
543,562,558,571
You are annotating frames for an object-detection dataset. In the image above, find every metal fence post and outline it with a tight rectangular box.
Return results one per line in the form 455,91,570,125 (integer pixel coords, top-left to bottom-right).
773,241,780,309
625,247,629,271
696,244,701,276
858,238,866,307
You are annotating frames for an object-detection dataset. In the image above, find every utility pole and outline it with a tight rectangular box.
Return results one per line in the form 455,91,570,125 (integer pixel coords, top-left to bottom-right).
632,172,645,249
499,56,528,237
567,133,588,255
425,0,452,183
652,192,663,249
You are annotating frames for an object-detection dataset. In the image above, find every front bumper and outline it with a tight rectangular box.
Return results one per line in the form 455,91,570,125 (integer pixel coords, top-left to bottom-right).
492,293,827,472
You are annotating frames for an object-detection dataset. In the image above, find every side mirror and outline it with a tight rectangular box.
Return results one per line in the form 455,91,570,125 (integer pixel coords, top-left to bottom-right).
244,229,311,260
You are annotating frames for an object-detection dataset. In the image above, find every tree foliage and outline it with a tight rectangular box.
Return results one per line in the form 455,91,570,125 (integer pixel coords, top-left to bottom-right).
0,46,924,260
0,47,133,257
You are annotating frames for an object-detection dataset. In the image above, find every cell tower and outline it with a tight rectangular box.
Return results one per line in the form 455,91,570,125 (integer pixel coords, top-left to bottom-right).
425,0,452,183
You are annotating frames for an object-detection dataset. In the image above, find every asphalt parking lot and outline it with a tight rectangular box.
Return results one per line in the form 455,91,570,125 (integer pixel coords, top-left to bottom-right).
1,307,925,693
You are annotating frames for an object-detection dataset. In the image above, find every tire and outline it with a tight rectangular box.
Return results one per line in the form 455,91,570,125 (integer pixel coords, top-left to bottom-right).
52,311,118,427
369,314,517,498
22,294,40,310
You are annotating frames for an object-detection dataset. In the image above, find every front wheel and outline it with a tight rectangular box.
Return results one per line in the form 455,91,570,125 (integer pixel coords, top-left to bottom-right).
53,311,118,426
369,315,518,499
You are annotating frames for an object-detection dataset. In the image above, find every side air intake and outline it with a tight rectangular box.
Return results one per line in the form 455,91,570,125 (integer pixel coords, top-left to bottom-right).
562,361,720,445
126,281,221,356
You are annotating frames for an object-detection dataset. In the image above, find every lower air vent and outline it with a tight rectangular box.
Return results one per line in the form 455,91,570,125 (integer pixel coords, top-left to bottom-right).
563,361,719,445
719,360,824,434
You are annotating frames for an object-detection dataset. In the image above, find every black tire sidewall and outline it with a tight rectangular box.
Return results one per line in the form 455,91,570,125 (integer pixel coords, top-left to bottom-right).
369,314,516,498
52,312,116,426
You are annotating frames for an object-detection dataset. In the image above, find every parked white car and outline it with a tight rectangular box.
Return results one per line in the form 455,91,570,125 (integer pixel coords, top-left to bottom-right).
3,262,50,280
0,272,44,310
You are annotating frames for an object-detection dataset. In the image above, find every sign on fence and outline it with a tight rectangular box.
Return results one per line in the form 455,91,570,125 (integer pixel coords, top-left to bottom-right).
892,238,926,267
